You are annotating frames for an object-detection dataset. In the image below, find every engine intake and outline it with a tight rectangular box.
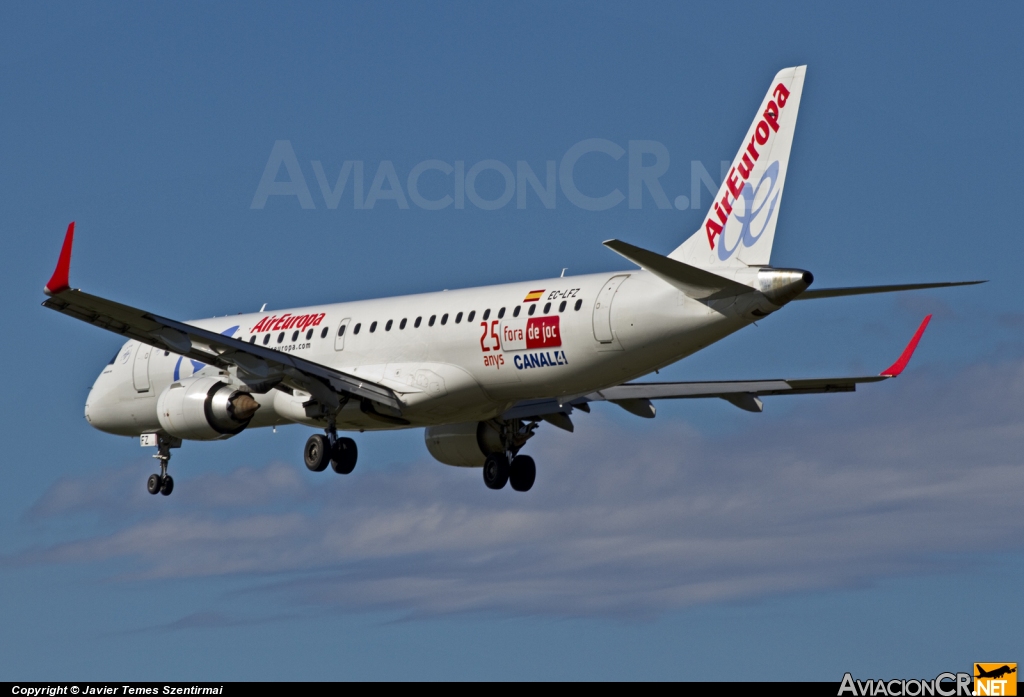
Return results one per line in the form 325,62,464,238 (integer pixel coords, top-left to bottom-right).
157,377,260,441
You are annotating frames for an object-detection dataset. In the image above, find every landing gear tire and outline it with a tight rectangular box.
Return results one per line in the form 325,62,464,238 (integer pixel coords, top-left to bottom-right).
147,473,162,495
331,437,358,474
304,434,331,472
160,474,174,496
483,453,510,490
509,455,536,492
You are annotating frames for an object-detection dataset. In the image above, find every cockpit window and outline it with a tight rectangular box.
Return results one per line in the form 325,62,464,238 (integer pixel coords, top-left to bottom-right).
108,351,118,365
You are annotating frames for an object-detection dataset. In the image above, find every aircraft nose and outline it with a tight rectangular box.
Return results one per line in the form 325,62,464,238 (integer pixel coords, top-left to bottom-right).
83,367,137,435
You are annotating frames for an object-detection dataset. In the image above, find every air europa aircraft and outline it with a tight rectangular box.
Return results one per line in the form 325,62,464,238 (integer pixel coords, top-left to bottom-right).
43,66,982,497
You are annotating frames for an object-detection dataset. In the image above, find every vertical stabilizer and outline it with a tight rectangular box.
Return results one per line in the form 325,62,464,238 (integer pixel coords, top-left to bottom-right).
669,66,806,269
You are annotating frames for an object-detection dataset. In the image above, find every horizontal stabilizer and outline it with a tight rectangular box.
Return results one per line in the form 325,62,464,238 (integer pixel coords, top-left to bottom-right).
603,239,752,300
796,280,985,300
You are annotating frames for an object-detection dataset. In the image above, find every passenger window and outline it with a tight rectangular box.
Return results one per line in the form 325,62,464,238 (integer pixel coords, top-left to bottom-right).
574,299,583,311
414,316,422,328
559,300,566,312
482,309,490,321
385,320,393,331
289,331,296,341
164,351,170,356
263,334,270,345
441,313,448,325
429,315,436,327
528,304,536,316
354,323,361,334
338,325,346,336
400,318,407,330
498,307,505,319
306,329,313,340
543,302,551,314
467,310,475,322
321,327,328,338
277,332,284,343
455,312,463,324
513,306,521,317
370,321,377,333
249,336,257,343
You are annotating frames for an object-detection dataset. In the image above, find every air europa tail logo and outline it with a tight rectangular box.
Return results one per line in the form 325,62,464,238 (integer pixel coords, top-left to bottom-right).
706,81,790,259
250,312,326,334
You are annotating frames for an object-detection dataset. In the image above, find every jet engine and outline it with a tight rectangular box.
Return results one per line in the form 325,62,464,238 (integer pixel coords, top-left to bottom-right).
424,421,504,467
156,376,260,441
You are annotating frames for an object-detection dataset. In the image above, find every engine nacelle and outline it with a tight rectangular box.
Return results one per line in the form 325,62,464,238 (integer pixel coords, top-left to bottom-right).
424,421,503,467
156,377,260,441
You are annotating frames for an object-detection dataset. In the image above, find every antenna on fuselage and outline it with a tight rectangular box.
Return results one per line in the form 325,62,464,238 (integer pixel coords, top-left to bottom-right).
561,268,567,277
260,303,267,312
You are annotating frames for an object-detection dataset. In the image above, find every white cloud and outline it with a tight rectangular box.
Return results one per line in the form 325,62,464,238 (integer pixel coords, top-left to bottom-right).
11,358,1024,617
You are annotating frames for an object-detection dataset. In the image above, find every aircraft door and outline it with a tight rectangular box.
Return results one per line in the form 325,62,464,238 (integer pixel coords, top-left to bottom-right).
592,274,629,343
334,318,352,351
132,342,152,392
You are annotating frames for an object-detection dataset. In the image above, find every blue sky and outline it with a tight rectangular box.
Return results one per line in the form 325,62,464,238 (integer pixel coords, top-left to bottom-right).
2,1,1022,680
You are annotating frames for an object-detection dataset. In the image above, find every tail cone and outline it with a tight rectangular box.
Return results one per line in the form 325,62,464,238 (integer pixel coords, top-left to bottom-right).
758,268,813,307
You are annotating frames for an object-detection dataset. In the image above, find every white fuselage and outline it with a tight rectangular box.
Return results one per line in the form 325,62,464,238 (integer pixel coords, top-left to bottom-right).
84,269,754,436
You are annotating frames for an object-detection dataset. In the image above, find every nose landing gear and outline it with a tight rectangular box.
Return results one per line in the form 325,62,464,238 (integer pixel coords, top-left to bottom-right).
146,434,179,496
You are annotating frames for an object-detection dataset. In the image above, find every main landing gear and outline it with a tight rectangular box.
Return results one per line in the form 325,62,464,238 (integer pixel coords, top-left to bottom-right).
483,453,536,492
304,421,358,475
146,435,179,496
479,418,537,492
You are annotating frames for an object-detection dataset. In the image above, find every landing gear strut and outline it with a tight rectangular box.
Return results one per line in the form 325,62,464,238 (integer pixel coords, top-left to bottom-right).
304,420,358,475
147,435,179,496
481,419,537,492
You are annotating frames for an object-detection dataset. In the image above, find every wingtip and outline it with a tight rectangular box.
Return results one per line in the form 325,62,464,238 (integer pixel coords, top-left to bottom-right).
880,314,932,377
43,222,75,296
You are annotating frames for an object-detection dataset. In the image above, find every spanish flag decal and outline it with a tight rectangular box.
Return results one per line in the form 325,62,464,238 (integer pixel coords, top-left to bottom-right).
523,289,545,302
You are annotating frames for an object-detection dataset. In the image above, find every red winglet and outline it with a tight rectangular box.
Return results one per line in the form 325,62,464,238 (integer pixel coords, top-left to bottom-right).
880,315,932,377
44,222,75,296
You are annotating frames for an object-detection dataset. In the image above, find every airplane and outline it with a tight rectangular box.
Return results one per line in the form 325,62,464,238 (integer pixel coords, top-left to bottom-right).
976,665,1017,680
42,66,983,497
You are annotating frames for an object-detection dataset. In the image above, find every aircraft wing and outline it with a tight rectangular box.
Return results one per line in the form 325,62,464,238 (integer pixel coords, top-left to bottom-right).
41,223,402,412
503,315,931,420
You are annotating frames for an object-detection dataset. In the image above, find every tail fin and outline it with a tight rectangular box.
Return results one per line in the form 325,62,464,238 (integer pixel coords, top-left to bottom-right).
670,66,806,269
